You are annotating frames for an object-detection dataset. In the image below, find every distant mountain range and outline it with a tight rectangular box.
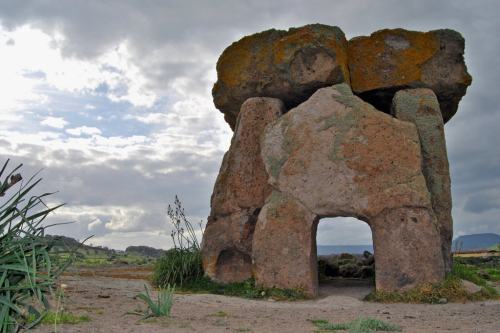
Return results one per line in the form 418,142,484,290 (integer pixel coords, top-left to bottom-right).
317,245,373,255
46,233,499,256
318,233,500,255
452,233,500,252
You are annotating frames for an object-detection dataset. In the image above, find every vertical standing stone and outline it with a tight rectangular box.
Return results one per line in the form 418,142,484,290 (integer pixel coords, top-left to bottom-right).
252,191,319,297
372,207,445,291
392,88,453,273
201,97,285,283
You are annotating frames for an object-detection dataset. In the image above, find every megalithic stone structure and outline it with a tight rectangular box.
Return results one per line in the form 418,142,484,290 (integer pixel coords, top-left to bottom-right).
201,24,471,297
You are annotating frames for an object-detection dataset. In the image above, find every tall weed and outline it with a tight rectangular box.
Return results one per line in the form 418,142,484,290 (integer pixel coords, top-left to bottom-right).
152,196,204,288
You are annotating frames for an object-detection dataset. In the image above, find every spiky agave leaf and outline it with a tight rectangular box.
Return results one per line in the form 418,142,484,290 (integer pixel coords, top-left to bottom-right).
0,160,72,332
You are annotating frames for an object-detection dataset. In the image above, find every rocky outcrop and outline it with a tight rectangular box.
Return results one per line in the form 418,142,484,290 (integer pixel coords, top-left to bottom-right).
213,24,349,129
318,252,375,279
201,97,285,282
391,88,453,273
348,29,472,122
202,24,470,298
253,85,444,296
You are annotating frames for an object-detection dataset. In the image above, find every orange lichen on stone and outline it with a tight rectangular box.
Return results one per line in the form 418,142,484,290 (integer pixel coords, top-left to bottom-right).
213,24,350,129
348,29,440,92
216,30,278,88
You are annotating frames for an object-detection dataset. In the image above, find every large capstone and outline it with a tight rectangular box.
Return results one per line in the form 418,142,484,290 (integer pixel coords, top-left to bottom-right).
348,29,472,122
213,24,349,129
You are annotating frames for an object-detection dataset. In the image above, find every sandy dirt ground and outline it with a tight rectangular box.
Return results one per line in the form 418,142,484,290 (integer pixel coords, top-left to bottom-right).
28,267,500,333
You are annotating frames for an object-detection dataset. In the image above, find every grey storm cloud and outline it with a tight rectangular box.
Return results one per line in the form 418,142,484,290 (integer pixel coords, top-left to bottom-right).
0,0,499,248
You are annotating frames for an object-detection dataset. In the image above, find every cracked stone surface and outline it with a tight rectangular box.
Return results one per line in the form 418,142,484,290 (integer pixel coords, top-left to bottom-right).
202,97,285,283
203,24,468,297
348,28,472,122
392,88,453,273
253,84,445,296
212,24,349,129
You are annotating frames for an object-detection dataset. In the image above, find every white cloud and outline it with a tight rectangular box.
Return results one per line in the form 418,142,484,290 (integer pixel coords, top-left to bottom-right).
66,126,102,136
0,25,157,113
0,0,499,250
41,116,68,129
88,219,103,231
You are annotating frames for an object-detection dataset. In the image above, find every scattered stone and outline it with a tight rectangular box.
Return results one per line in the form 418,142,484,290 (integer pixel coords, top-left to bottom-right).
213,24,349,129
438,298,448,304
349,28,472,122
461,279,482,294
339,253,355,260
478,270,490,280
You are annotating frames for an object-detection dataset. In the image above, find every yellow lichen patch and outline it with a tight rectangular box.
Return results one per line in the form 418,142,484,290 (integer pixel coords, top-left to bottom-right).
216,30,278,87
272,26,320,64
271,25,350,83
348,29,440,92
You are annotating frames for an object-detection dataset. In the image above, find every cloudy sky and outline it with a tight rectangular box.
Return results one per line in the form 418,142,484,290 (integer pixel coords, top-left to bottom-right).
0,0,498,250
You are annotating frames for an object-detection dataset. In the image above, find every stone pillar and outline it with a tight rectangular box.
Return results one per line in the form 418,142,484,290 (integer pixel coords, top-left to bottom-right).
252,191,319,297
371,207,445,291
391,88,453,273
201,97,285,283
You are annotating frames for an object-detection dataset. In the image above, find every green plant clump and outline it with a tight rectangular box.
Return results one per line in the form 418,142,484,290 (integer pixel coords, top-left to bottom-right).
0,160,72,332
152,196,203,288
178,276,305,301
310,317,401,333
135,284,174,319
365,260,498,303
39,311,90,325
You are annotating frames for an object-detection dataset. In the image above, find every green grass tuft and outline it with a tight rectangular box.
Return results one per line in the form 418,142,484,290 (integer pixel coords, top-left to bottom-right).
310,317,401,333
177,276,305,301
41,311,90,325
135,284,175,319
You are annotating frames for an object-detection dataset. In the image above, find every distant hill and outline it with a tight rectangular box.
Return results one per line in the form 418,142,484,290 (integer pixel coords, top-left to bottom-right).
125,245,165,258
453,233,500,252
45,234,116,256
317,245,373,255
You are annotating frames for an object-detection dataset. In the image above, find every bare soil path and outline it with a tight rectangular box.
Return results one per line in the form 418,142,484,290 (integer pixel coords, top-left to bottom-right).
29,267,499,333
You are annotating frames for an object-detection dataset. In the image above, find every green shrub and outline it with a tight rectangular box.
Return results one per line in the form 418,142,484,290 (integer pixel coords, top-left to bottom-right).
152,248,202,287
152,196,203,288
0,160,71,332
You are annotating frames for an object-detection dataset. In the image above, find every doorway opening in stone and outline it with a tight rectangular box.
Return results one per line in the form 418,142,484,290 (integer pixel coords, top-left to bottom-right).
316,217,375,298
